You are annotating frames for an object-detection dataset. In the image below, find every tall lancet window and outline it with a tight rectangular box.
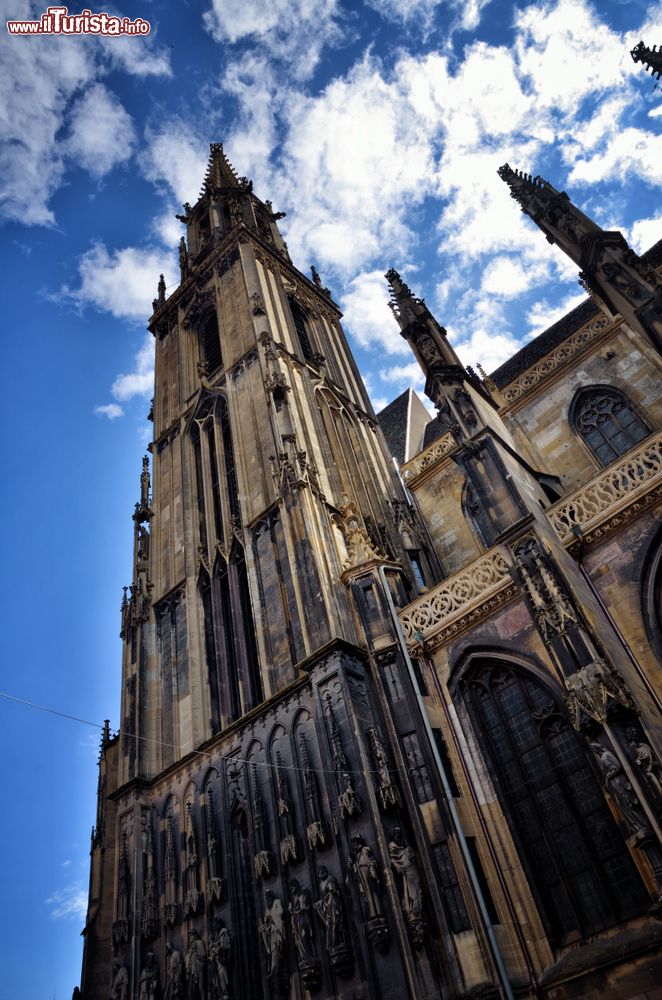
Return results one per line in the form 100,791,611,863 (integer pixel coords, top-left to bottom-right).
193,397,262,728
288,296,315,363
462,659,647,946
571,385,649,466
201,310,222,374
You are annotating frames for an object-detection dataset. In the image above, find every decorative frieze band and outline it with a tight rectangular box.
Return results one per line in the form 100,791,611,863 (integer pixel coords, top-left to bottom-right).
549,430,662,546
499,313,614,405
401,432,456,485
399,547,514,648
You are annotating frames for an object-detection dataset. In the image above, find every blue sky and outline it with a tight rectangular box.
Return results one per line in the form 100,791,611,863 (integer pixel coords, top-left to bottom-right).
0,0,660,996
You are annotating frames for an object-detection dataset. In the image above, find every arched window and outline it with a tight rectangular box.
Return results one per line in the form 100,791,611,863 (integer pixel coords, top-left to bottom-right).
288,296,315,363
642,528,662,665
201,311,222,373
463,660,647,945
572,386,649,466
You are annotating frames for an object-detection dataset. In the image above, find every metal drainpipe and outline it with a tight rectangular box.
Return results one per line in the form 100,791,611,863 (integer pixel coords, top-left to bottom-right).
377,566,516,1000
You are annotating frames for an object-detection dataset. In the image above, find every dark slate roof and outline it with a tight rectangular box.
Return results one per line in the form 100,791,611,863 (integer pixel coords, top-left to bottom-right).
422,414,451,449
490,237,662,390
377,389,411,464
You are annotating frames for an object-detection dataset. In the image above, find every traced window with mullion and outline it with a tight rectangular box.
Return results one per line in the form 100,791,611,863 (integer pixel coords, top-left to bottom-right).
463,660,648,946
200,310,223,374
288,296,315,363
572,385,650,467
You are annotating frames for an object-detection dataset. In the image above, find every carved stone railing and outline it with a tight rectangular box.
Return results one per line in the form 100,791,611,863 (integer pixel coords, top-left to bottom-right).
399,547,516,648
549,430,662,546
401,432,455,485
500,314,614,405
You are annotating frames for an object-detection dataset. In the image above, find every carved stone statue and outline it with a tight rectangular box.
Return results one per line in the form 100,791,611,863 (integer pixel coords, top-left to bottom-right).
338,772,361,819
590,742,652,840
314,866,353,975
289,879,316,962
164,943,183,1000
186,929,207,1000
627,727,662,803
209,917,231,1000
351,834,383,919
139,952,159,1000
109,959,129,1000
259,890,286,980
388,828,424,947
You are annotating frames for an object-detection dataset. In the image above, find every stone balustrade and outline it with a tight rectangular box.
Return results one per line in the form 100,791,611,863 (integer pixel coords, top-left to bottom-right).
401,431,455,484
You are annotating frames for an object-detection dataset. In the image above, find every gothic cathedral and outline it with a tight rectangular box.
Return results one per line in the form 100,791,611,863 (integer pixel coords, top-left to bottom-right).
77,144,662,1000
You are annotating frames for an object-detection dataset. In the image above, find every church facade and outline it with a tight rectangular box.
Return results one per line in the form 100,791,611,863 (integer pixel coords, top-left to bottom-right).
77,144,662,1000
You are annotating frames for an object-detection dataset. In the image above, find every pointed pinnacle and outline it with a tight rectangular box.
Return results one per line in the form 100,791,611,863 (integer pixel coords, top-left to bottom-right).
631,41,662,80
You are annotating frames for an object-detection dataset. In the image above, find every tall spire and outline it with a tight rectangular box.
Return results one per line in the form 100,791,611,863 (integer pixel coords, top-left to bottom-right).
631,41,662,81
498,164,662,354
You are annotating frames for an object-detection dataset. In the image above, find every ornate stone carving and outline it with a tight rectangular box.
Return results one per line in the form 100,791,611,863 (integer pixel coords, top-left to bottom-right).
338,771,362,820
183,802,202,917
289,878,321,989
276,752,300,866
141,823,159,940
163,815,179,927
452,387,478,428
514,538,578,642
259,891,287,982
251,291,266,315
589,742,653,843
367,727,401,811
139,952,159,1000
299,733,329,850
499,314,612,405
164,943,184,1000
186,929,207,1000
549,431,662,545
250,768,274,880
109,959,129,1000
627,728,662,804
333,499,384,570
388,828,424,948
565,658,635,727
351,834,389,953
314,866,353,976
179,237,189,281
112,830,130,945
205,787,224,905
399,546,511,645
209,917,232,1000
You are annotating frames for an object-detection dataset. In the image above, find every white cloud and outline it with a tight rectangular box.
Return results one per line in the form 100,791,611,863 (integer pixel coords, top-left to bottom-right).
527,289,587,338
0,0,170,226
481,255,544,298
111,334,154,402
341,271,409,356
62,242,173,321
203,0,344,80
569,127,662,186
94,403,124,420
141,124,208,206
66,84,136,179
454,326,524,371
629,215,662,254
46,884,87,920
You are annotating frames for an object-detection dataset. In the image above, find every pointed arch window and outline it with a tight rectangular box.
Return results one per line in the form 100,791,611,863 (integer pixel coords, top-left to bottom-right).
288,296,315,363
572,386,649,466
201,311,222,374
463,660,647,945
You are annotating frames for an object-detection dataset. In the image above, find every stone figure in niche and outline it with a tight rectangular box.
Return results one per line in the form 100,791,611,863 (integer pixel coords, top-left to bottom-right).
590,742,652,840
388,828,425,947
109,960,129,1000
416,334,441,366
314,865,353,975
164,943,183,1000
209,917,232,1000
338,772,361,819
251,291,266,315
289,879,316,962
139,952,159,1000
259,890,286,980
351,834,383,919
186,929,207,1000
627,728,662,803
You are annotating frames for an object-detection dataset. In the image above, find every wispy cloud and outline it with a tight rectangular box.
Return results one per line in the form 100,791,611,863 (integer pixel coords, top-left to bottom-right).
46,884,87,921
94,403,124,420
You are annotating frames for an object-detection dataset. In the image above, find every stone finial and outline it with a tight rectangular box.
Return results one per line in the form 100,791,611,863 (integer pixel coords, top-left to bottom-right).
631,41,662,80
157,273,166,306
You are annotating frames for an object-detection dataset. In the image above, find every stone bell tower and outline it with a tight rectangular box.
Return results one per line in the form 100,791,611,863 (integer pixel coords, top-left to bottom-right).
79,145,487,1000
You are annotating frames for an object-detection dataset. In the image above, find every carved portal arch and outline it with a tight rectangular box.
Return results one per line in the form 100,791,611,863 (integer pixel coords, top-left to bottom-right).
456,651,649,947
569,383,650,467
641,524,662,666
